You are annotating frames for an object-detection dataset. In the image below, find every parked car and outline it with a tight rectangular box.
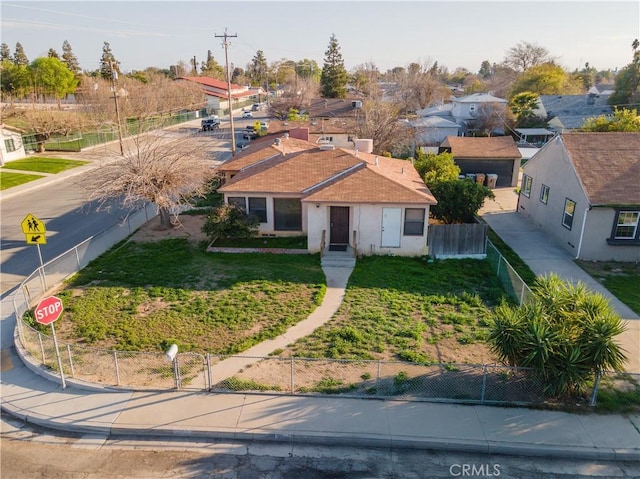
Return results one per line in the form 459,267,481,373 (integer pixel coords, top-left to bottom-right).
243,130,258,140
201,118,220,131
251,104,261,111
242,111,253,118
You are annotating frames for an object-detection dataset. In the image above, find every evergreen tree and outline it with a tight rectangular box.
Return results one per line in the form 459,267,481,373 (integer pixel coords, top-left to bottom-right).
62,40,81,75
14,42,29,66
479,60,493,78
200,50,225,80
247,50,268,87
1,43,12,62
99,42,120,80
47,48,59,59
320,34,348,98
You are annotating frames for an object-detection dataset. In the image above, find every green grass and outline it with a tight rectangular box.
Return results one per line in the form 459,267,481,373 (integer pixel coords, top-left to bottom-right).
285,255,508,362
1,157,89,174
0,171,45,190
36,238,326,354
487,228,537,285
213,236,308,249
595,373,640,413
575,261,640,315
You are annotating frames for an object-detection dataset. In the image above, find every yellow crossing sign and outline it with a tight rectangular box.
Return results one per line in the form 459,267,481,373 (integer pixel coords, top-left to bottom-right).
26,234,47,245
21,214,46,235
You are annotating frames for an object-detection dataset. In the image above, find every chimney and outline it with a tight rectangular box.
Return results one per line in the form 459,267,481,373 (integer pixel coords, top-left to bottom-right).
284,132,289,139
274,138,281,146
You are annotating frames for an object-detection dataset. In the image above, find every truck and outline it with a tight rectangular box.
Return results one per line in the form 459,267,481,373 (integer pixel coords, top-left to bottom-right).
201,118,220,131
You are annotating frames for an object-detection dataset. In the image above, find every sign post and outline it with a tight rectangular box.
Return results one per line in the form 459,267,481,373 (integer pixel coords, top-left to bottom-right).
21,214,48,290
35,296,66,389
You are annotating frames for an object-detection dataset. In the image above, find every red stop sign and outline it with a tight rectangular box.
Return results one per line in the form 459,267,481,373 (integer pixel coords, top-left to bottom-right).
35,296,64,325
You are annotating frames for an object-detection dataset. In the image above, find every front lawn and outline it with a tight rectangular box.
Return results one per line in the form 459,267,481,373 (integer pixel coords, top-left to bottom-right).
283,255,508,364
0,171,45,190
575,260,640,315
27,238,326,354
1,157,89,174
212,236,308,249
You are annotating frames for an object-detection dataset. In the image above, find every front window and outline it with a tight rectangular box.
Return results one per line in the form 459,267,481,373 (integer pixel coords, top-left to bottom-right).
4,139,16,153
274,198,302,231
248,197,267,223
228,197,246,211
539,184,550,204
614,211,639,239
404,208,425,236
562,198,576,230
522,175,533,198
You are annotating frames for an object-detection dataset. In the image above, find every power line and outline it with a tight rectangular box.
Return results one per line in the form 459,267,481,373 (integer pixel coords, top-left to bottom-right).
215,28,238,156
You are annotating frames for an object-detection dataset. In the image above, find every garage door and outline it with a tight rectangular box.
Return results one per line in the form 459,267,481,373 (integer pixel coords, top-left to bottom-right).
455,160,516,187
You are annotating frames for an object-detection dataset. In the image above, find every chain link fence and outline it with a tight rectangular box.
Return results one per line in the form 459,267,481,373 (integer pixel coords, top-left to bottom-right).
485,240,533,305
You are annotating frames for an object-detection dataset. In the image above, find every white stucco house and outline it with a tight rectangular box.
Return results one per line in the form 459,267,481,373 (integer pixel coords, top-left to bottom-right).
0,125,26,165
216,136,437,257
517,132,640,262
178,77,257,114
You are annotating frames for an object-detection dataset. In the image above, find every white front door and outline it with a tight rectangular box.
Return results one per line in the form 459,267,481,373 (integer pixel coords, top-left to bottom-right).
381,208,401,247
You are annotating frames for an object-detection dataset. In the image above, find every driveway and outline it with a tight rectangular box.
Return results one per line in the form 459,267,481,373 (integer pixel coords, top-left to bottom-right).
479,187,640,373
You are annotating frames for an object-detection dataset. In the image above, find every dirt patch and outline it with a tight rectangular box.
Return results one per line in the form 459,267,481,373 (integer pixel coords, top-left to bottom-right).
130,214,209,244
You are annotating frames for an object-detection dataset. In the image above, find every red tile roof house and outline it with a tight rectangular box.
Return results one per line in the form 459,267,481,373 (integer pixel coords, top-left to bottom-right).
215,136,437,258
518,132,640,262
178,77,257,114
439,136,522,187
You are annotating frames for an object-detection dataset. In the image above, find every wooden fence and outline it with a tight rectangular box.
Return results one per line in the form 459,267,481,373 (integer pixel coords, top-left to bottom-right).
427,223,487,258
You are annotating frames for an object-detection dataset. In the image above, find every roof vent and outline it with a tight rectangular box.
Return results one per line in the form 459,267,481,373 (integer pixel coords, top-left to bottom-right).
375,156,379,166
284,132,289,139
274,138,281,146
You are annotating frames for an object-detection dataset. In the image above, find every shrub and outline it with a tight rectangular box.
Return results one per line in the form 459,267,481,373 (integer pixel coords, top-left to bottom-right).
201,203,259,242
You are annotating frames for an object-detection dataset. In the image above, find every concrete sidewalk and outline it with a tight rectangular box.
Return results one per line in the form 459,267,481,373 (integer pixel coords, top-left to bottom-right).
2,347,639,461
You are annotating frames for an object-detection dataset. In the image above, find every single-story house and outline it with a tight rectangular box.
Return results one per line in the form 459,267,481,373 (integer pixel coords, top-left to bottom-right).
0,124,27,165
517,132,640,262
266,117,356,148
406,116,461,149
216,137,437,257
178,77,257,114
439,136,521,187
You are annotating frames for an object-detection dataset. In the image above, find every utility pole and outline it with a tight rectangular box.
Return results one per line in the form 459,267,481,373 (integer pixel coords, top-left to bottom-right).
109,61,124,156
215,28,237,156
192,56,197,74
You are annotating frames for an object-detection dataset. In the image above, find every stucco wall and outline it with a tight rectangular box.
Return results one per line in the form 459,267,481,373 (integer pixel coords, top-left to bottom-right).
0,129,26,164
581,208,640,262
517,138,589,257
306,203,429,256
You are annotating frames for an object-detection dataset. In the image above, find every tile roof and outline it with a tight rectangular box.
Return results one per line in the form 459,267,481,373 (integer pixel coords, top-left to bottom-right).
268,117,355,135
561,132,640,206
216,137,318,172
442,136,521,159
179,76,244,91
305,98,362,118
217,142,436,205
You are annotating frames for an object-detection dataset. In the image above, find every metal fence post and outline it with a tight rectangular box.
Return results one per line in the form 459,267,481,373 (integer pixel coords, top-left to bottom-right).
520,282,526,305
290,357,295,393
496,254,502,277
114,351,121,386
74,246,81,268
173,357,181,389
67,345,75,378
206,353,212,389
590,371,601,407
376,360,381,394
480,365,487,403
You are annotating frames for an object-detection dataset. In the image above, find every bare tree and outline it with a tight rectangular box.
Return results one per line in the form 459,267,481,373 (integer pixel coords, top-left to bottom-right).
20,108,86,152
354,98,412,155
504,41,554,72
469,102,511,136
83,132,214,229
268,76,319,119
387,61,450,113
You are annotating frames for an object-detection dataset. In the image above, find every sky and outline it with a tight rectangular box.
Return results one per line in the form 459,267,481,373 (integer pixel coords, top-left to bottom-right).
1,0,639,75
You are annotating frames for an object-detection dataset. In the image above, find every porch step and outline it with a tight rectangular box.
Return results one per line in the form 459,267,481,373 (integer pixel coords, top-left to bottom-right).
321,247,356,268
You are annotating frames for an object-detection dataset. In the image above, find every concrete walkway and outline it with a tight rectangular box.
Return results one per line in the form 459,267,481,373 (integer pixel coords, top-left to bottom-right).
208,266,352,378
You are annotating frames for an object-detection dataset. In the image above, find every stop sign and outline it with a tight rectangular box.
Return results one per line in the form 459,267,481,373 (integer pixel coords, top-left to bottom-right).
34,296,64,325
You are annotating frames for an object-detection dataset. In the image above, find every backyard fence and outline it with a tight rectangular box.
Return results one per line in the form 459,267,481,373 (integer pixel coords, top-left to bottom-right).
428,223,488,259
486,240,533,305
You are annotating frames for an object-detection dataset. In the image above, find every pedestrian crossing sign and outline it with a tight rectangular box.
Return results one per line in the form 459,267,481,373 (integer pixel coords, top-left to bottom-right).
21,214,46,235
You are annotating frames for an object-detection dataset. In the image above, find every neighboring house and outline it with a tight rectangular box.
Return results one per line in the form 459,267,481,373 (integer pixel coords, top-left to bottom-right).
439,136,521,187
0,125,26,165
178,77,257,114
513,128,555,148
535,93,613,131
216,137,437,257
417,93,508,137
266,118,356,148
303,98,363,119
406,116,461,149
517,132,640,262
